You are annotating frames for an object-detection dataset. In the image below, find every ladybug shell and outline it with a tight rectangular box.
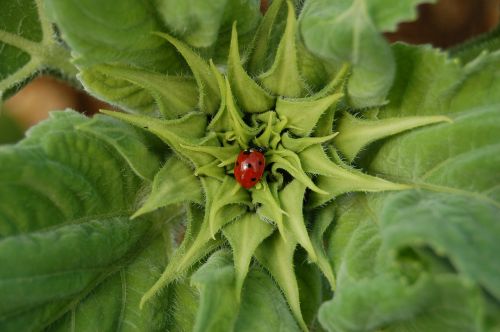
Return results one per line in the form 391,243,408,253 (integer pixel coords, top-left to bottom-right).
234,148,265,189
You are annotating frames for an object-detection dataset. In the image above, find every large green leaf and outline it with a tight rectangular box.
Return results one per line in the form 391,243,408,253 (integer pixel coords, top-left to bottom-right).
155,0,261,59
44,0,195,115
366,45,500,201
381,191,500,300
299,0,434,108
320,191,495,332
0,110,170,331
319,45,500,331
0,0,76,99
47,230,174,331
44,0,184,72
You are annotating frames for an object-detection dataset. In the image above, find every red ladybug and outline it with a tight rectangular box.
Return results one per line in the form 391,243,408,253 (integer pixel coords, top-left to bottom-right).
234,148,266,189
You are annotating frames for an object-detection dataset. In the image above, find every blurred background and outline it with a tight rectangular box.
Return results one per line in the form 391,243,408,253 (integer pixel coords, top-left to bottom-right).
1,0,499,144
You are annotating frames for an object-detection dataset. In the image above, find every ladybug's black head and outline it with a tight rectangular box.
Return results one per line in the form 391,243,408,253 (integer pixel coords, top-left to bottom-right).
247,145,266,154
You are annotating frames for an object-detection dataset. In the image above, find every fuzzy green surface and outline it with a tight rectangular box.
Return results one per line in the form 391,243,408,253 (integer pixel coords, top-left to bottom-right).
0,0,499,331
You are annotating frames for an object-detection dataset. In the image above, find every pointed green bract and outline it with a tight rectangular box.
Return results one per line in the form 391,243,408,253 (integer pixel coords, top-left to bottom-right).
255,232,308,332
300,145,409,207
140,203,222,309
310,202,336,289
276,93,342,137
282,132,338,153
228,23,275,113
224,77,262,148
207,177,250,237
258,1,306,97
133,157,202,218
253,111,277,148
155,32,220,114
223,213,274,299
181,143,239,165
252,179,288,240
280,180,317,262
100,110,209,166
90,64,199,118
268,152,328,195
248,0,285,74
207,60,233,133
334,111,451,162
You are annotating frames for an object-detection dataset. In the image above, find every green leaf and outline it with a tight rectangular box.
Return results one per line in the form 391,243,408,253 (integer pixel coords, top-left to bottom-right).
140,212,222,310
279,180,317,262
320,47,500,331
377,44,500,118
255,232,308,331
367,46,500,203
300,0,433,108
248,0,286,75
309,201,336,289
0,110,164,330
295,250,324,329
0,0,76,99
381,190,500,300
334,111,450,162
300,144,409,207
319,193,489,332
228,23,275,113
133,156,203,218
275,93,342,137
101,110,208,167
234,269,301,332
154,32,220,115
82,64,199,118
76,114,163,181
45,228,174,332
300,0,394,107
258,0,307,97
367,0,436,32
44,0,185,72
223,213,274,298
191,249,239,332
155,0,261,51
0,216,156,332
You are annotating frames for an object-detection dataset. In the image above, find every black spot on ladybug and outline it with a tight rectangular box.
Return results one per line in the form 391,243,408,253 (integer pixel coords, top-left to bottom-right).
246,163,252,168
236,161,240,166
251,177,257,182
258,161,263,165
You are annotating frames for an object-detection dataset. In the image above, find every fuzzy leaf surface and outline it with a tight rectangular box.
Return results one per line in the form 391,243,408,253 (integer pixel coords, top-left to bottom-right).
155,0,261,55
299,0,435,107
0,110,169,331
320,45,500,331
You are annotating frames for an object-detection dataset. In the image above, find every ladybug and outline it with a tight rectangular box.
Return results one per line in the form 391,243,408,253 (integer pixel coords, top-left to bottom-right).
234,148,266,189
